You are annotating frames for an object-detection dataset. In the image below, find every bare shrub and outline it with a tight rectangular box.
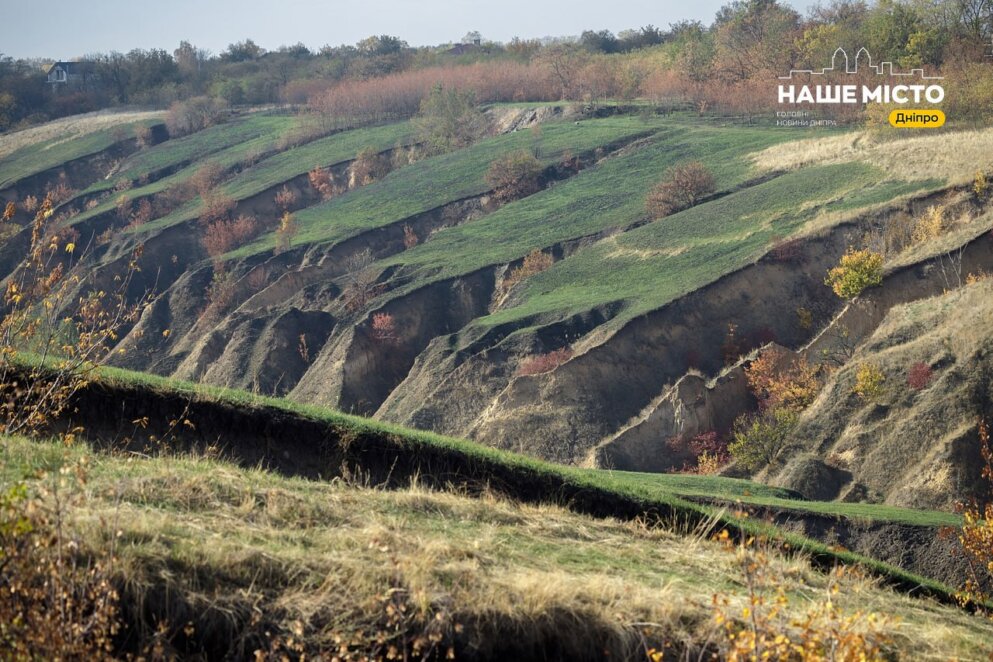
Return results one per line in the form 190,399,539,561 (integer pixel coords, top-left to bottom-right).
165,96,224,137
274,185,299,211
202,214,260,268
502,249,554,293
199,193,236,225
486,150,544,203
402,224,419,249
308,166,336,200
645,161,715,219
190,161,225,198
351,148,390,186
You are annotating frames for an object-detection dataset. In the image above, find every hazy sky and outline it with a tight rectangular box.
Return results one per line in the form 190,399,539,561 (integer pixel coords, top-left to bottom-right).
1,0,812,60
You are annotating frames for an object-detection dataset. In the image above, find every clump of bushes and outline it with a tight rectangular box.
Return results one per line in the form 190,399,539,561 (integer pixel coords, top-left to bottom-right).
645,161,715,219
502,249,554,293
486,149,544,203
165,96,225,137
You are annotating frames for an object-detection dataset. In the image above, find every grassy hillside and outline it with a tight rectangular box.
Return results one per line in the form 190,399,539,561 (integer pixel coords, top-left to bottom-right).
0,115,164,189
2,434,990,659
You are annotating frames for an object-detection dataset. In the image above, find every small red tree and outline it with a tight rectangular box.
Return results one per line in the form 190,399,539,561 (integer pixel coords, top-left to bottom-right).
907,362,933,391
370,312,397,343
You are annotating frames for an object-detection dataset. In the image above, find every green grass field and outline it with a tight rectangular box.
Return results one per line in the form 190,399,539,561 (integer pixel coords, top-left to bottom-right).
226,115,666,258
79,114,299,196
0,117,163,189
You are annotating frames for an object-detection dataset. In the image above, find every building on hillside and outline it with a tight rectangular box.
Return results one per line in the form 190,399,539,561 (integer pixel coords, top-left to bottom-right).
45,61,99,88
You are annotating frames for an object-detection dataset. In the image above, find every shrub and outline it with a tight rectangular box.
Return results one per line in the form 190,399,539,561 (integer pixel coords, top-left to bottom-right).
414,85,490,155
911,205,945,244
853,362,886,401
115,194,131,222
907,361,933,391
769,237,803,262
486,149,544,203
165,96,224,137
135,124,154,149
129,198,153,228
202,214,260,266
796,306,814,331
308,166,336,200
274,185,298,211
402,224,418,249
21,195,38,213
974,170,989,201
2,201,15,222
46,178,76,206
199,192,236,225
745,349,821,413
645,161,715,218
351,147,390,186
728,407,798,471
0,479,120,658
275,211,299,254
721,322,744,366
370,312,398,343
516,347,574,376
957,419,993,611
825,248,883,299
190,161,225,198
502,249,554,292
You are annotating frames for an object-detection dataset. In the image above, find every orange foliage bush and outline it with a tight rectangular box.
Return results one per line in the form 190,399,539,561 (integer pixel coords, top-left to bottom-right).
199,193,236,225
370,312,398,343
745,348,820,413
202,214,260,266
274,185,298,211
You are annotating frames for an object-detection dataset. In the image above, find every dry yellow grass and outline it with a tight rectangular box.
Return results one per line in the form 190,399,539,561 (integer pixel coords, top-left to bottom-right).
4,436,992,659
750,127,993,184
0,110,165,160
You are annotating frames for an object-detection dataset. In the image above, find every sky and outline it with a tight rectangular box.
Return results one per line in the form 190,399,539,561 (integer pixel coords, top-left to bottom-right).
0,0,812,60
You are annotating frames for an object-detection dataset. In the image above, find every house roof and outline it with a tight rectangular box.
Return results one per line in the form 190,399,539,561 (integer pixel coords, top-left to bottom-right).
46,61,98,75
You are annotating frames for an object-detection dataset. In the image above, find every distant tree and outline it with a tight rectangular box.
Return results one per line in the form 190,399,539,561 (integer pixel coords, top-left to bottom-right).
580,29,621,53
356,35,408,56
486,150,544,202
713,0,801,80
222,39,265,62
645,161,716,218
463,31,483,44
414,85,490,154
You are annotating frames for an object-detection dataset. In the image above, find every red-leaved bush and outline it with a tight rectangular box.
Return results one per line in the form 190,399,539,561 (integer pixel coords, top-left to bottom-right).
370,312,397,343
516,347,574,376
907,362,933,391
202,214,260,266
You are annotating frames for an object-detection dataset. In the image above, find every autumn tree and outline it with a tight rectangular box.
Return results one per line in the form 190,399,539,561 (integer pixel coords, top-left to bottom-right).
645,161,716,218
351,147,390,186
745,349,821,412
275,211,299,254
